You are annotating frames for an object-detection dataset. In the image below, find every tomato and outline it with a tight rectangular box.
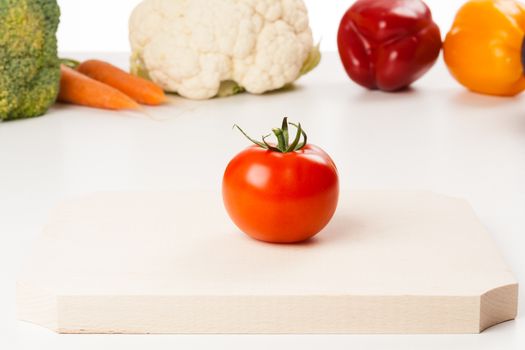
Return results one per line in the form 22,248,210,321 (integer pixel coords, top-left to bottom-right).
222,119,339,243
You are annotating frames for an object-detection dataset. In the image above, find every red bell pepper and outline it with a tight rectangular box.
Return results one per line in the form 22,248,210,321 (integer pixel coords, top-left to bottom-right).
337,0,442,91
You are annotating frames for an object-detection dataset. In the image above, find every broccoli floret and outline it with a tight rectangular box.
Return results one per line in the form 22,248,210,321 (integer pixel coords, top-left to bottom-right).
0,0,60,121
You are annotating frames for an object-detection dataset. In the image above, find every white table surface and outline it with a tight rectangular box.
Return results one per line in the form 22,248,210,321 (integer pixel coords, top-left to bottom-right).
1,52,524,349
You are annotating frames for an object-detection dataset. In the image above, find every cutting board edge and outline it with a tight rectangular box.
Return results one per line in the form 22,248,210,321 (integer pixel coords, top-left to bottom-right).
16,281,518,334
480,282,519,332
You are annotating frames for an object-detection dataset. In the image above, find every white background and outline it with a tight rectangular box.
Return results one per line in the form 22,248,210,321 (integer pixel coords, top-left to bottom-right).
57,0,463,52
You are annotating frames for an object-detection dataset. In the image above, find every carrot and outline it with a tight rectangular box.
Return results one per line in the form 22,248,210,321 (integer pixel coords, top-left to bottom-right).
58,65,140,110
77,60,166,106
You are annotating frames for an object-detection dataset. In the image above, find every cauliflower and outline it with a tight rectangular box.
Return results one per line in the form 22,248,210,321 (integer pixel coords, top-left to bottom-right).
129,0,320,100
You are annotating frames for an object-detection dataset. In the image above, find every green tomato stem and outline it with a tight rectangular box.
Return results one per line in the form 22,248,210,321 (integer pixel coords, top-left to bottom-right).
289,122,308,151
233,125,267,148
262,134,282,152
234,117,308,153
287,123,303,152
281,117,289,150
272,128,287,151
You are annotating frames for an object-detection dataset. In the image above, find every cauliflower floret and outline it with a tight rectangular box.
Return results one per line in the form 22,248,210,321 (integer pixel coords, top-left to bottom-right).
129,0,318,99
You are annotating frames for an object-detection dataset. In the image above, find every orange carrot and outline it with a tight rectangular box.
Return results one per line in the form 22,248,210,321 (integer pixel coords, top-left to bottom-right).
58,65,140,110
77,60,166,106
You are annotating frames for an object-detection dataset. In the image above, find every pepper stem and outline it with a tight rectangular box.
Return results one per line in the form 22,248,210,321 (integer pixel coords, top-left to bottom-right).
234,117,308,153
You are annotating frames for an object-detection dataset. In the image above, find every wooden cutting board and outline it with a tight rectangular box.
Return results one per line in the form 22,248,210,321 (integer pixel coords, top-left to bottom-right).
17,191,518,334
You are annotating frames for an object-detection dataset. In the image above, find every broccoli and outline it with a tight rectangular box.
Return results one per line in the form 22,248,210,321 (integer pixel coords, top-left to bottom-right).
0,0,60,121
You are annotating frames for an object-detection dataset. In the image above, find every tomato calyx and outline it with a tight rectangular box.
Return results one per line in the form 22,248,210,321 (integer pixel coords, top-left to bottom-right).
233,117,308,153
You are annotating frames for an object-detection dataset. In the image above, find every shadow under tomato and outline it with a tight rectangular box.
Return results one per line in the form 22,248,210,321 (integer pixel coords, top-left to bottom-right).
301,213,367,247
226,213,364,248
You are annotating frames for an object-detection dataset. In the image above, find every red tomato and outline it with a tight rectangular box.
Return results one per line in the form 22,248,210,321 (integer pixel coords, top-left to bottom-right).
223,144,339,243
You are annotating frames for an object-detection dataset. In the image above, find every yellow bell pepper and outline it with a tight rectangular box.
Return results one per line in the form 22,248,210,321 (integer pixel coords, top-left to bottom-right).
444,0,525,96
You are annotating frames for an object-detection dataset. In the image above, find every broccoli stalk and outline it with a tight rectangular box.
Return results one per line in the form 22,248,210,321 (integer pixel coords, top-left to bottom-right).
0,0,61,121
